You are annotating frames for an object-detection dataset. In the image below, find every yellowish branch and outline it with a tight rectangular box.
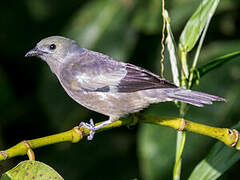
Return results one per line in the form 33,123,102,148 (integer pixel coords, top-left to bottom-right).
0,114,239,162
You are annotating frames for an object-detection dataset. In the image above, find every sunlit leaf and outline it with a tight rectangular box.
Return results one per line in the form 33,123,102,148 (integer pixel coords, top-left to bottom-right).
188,122,240,180
179,0,219,52
1,160,63,180
164,10,180,86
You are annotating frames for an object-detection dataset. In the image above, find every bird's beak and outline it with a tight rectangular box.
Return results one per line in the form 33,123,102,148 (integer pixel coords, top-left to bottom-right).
25,47,45,57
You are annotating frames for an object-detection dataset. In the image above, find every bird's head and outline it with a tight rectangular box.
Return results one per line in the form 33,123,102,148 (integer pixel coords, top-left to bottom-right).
25,36,83,73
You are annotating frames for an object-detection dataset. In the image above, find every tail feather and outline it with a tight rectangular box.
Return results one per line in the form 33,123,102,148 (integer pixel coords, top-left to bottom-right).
172,93,214,104
169,96,205,107
167,89,226,107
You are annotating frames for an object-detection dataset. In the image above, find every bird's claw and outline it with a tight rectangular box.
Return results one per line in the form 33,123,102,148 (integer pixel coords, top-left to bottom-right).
79,119,96,140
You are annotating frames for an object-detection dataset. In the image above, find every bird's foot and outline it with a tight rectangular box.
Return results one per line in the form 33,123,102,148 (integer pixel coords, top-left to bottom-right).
79,119,96,140
79,118,115,140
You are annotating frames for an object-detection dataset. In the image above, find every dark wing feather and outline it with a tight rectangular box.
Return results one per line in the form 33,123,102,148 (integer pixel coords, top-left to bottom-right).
115,63,177,92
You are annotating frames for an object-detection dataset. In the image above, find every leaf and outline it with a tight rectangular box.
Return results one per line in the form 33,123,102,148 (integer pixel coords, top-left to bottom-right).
164,10,180,86
188,15,212,87
188,122,240,180
1,160,63,180
179,0,219,52
193,51,240,85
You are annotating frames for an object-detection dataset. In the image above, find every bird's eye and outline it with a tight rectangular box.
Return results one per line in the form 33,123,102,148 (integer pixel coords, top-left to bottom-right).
49,44,56,50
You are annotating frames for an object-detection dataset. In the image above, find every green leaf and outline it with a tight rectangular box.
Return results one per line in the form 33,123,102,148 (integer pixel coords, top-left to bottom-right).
164,10,180,86
179,0,219,52
193,51,240,85
188,14,212,87
1,160,63,180
173,131,186,180
188,122,240,180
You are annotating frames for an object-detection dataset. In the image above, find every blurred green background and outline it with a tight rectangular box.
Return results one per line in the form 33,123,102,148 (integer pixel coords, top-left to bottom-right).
0,0,239,179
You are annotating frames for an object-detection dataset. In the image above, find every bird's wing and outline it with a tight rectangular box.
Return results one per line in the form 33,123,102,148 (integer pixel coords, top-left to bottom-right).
60,51,177,92
117,63,177,92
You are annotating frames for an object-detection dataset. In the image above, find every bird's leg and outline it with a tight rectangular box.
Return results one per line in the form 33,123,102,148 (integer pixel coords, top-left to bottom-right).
79,118,114,140
79,119,95,140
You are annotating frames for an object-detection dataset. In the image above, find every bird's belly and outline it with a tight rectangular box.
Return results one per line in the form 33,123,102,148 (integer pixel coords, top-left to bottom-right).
80,91,150,116
58,76,169,117
64,88,154,117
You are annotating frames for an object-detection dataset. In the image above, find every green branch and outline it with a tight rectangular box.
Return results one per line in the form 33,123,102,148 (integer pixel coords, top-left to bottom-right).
0,114,239,162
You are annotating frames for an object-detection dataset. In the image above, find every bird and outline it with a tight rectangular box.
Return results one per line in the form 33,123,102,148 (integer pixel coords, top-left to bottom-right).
25,36,225,140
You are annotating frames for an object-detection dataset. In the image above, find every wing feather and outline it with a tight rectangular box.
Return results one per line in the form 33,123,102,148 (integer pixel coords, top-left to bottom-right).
60,50,177,93
116,64,177,92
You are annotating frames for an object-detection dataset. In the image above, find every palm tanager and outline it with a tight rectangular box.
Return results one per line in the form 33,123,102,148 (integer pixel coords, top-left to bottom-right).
25,36,225,140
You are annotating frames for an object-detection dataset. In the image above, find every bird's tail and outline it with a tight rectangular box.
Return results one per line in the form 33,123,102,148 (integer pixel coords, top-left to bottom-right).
166,89,226,107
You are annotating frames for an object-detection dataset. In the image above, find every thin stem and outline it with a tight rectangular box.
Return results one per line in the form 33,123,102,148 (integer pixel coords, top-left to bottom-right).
173,103,187,180
180,51,189,88
173,131,186,180
173,48,189,180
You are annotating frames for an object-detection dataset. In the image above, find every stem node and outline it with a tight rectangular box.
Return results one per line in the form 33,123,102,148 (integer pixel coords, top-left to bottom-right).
231,129,239,147
72,126,83,143
178,118,186,131
0,151,8,160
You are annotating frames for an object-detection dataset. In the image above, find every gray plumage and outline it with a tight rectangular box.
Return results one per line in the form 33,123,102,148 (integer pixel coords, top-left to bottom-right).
25,36,225,140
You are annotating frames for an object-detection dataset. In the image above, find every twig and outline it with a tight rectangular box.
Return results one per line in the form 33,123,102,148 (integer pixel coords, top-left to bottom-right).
160,0,166,79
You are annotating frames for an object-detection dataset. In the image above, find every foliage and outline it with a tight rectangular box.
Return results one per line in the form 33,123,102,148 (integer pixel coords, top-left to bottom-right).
0,0,239,179
2,161,63,180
